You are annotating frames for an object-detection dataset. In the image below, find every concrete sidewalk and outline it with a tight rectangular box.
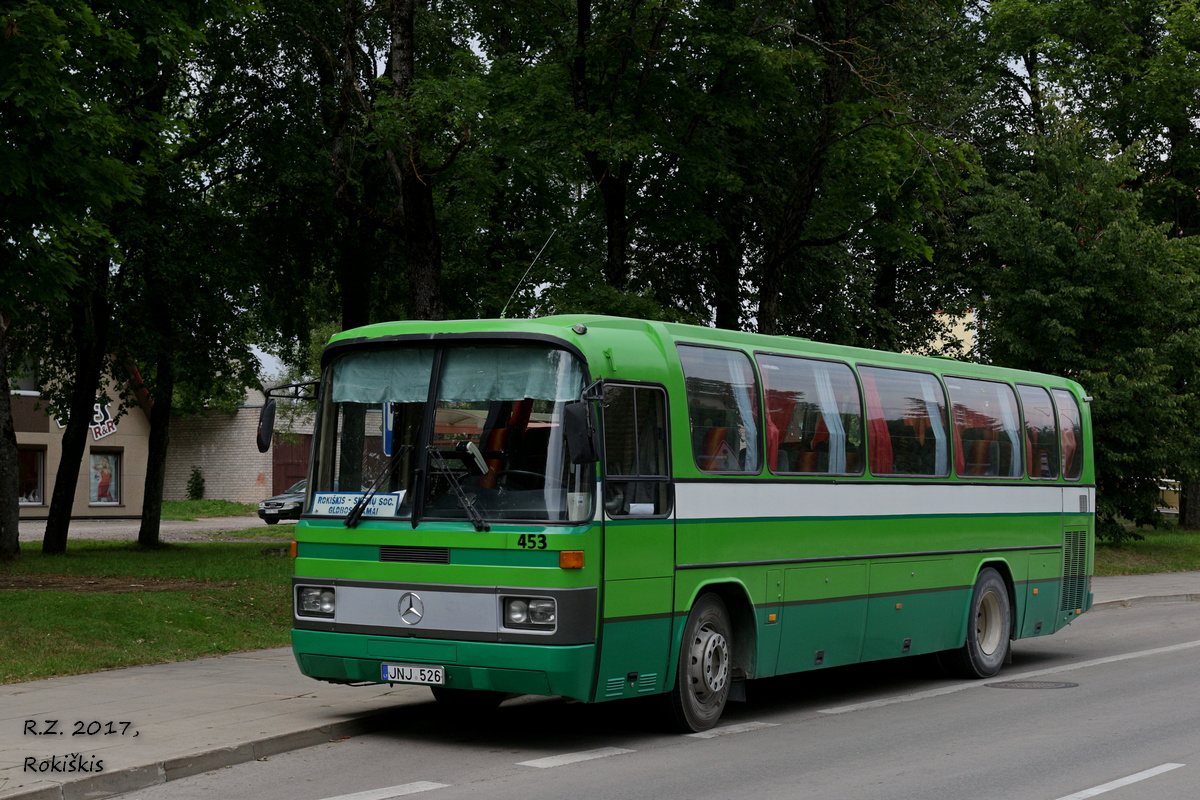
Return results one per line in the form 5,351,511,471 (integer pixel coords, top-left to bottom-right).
2,572,1198,800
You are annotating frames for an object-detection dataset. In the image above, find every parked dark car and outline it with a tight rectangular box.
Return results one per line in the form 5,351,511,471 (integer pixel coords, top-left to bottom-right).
258,479,306,524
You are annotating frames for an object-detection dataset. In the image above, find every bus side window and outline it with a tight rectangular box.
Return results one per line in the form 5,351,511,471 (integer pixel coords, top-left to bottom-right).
1018,384,1059,479
946,377,1023,479
1052,389,1084,480
859,366,950,478
678,345,761,473
757,354,862,475
602,385,670,517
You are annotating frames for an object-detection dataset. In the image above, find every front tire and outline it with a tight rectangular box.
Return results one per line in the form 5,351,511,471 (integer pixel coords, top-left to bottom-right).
942,567,1012,678
669,593,732,732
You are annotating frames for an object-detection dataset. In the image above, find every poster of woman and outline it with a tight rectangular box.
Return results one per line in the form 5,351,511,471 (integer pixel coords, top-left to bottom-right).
90,454,119,504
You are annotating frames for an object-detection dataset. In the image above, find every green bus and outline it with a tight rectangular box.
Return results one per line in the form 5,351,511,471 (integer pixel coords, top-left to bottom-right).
259,315,1094,732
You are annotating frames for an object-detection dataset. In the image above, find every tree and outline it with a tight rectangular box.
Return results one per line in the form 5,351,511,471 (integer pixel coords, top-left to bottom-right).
1,1,145,559
967,121,1200,539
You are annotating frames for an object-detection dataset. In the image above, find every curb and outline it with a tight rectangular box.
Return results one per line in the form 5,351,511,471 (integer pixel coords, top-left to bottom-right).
1,712,397,800
1094,593,1200,609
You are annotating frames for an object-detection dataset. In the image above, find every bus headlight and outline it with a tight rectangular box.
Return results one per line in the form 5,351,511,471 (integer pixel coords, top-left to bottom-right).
502,596,556,630
298,586,336,617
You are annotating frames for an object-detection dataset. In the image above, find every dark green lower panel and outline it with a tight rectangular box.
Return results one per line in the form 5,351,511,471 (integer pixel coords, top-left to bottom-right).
592,616,674,702
292,629,597,701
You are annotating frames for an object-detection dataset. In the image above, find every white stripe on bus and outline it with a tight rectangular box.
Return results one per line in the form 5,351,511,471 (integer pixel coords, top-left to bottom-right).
675,482,1092,521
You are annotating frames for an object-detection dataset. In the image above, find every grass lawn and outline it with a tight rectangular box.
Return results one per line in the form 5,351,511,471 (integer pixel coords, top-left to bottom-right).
160,499,257,520
0,541,292,684
1094,525,1200,576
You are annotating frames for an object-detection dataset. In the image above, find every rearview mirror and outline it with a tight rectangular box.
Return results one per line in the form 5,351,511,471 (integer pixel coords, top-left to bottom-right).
564,400,597,465
256,398,276,453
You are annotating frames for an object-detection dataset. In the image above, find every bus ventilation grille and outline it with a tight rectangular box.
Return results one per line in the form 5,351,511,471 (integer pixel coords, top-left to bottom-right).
380,546,451,564
1060,529,1089,611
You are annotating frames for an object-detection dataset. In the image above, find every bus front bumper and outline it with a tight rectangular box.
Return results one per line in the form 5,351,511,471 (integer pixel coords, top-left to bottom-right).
291,629,597,701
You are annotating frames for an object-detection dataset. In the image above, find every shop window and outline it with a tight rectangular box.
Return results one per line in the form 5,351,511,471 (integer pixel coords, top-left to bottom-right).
89,451,121,505
18,448,44,505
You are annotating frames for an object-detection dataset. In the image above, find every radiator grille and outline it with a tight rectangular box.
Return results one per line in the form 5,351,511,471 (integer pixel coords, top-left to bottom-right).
379,546,450,564
1060,529,1089,611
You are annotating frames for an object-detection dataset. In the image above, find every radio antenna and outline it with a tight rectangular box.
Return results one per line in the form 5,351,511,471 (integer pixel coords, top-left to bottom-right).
500,229,555,319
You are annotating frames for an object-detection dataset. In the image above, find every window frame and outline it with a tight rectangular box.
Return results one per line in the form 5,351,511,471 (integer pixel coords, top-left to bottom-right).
600,382,673,518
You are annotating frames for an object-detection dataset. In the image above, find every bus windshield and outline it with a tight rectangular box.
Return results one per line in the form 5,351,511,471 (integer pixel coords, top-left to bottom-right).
309,343,593,524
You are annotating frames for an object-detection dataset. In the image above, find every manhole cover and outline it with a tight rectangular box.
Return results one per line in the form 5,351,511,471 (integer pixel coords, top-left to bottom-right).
986,680,1079,690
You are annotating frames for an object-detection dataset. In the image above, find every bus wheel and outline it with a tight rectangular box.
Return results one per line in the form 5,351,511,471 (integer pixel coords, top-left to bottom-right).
943,567,1011,679
429,686,507,712
669,593,732,732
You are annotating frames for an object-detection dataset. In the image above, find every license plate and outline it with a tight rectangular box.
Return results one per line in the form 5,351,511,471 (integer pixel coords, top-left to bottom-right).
381,663,445,685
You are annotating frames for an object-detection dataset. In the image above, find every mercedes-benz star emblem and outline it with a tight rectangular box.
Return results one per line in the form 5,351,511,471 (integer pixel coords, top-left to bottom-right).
397,592,424,625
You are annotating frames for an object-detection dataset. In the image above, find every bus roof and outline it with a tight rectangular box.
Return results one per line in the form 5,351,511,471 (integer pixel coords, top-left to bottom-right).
326,314,1087,395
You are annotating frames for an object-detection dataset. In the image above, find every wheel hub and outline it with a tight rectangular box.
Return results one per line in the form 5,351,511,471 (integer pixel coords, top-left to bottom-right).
692,624,729,695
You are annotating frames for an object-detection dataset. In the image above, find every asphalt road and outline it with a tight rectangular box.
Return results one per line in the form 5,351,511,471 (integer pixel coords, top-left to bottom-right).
107,600,1200,800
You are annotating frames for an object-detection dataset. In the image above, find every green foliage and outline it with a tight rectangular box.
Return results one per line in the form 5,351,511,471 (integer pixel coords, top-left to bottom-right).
186,467,206,501
967,120,1200,541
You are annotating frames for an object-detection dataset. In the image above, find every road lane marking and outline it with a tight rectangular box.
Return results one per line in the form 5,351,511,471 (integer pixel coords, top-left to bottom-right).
1052,763,1185,799
819,638,1200,715
318,782,449,800
518,747,635,768
686,721,780,739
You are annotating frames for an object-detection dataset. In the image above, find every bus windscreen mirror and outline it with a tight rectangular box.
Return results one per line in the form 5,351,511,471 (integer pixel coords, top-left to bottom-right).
564,401,597,464
256,398,276,453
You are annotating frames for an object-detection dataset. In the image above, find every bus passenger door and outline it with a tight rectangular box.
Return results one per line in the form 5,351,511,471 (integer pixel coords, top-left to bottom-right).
593,384,675,702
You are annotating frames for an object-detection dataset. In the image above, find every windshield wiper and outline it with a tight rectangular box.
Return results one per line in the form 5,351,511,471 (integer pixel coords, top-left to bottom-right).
427,446,490,532
344,445,411,529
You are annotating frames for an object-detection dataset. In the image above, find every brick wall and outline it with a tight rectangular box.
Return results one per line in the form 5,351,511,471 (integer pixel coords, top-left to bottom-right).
165,409,272,503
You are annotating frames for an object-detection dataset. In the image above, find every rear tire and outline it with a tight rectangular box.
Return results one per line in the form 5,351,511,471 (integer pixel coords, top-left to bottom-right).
668,593,732,732
942,567,1011,678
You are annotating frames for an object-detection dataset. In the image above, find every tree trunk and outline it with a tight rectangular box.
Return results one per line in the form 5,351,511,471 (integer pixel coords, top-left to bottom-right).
137,351,173,549
43,278,109,555
1181,480,1200,530
0,314,21,561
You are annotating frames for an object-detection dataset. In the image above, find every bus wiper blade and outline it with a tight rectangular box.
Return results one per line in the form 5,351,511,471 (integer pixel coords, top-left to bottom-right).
345,445,411,529
427,447,490,532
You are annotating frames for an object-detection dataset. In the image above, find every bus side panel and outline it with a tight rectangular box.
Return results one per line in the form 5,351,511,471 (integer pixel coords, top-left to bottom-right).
1019,551,1063,638
594,518,675,702
776,564,869,672
862,559,964,660
593,578,674,701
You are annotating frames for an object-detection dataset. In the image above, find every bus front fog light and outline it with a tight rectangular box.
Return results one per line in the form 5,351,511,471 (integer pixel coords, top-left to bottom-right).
298,586,335,617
